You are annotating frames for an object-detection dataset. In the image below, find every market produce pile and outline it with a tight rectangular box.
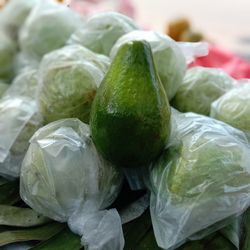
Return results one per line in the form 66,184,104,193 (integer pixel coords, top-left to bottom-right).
0,0,250,250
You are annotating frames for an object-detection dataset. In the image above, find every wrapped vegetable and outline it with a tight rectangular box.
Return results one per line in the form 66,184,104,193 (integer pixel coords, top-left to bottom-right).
0,29,16,81
171,66,235,115
38,45,110,124
19,0,84,61
110,30,186,100
68,12,138,56
210,82,250,132
0,80,9,98
0,69,41,178
148,110,250,250
0,0,38,39
20,118,124,249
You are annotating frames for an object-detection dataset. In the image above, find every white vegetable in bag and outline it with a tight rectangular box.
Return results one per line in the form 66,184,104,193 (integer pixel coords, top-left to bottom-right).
0,29,16,81
110,30,186,100
149,110,250,250
20,118,124,249
0,69,41,178
38,45,110,124
172,66,235,115
19,0,84,61
210,81,250,132
0,0,38,38
68,12,138,56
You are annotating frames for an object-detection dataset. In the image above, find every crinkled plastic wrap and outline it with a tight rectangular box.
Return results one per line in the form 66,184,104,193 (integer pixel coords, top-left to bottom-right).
171,66,235,115
0,69,41,178
20,118,124,249
148,110,250,250
178,42,209,64
19,0,84,61
0,29,16,81
68,12,138,56
211,81,250,132
38,45,110,124
0,0,38,39
0,81,9,98
110,30,186,100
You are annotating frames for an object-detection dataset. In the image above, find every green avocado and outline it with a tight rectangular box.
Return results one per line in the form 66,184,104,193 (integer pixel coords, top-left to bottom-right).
90,40,171,168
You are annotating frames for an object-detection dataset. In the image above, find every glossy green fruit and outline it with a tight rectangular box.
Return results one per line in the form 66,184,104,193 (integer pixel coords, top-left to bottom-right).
90,40,171,168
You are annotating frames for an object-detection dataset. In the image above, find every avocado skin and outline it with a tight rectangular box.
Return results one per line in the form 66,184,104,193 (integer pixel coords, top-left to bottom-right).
90,41,171,168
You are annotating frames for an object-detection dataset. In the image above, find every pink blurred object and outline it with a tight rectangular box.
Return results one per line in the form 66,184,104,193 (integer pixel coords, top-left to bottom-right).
69,0,135,17
193,44,250,79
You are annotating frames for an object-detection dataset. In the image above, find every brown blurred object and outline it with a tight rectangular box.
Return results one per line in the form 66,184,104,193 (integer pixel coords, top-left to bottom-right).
167,17,203,42
0,0,8,9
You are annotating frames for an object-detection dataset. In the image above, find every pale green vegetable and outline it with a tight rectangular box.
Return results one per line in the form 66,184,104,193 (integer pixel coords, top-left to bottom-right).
20,118,123,222
68,12,138,56
19,0,84,61
0,29,16,81
172,66,234,115
149,110,250,250
110,30,186,100
0,81,9,98
0,0,38,39
38,45,110,124
211,83,250,132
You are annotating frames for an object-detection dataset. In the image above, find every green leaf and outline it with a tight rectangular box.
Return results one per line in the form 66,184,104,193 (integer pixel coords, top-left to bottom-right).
0,205,50,227
0,180,20,205
242,208,250,250
31,227,82,250
136,228,161,250
0,222,64,247
0,177,8,186
123,210,152,250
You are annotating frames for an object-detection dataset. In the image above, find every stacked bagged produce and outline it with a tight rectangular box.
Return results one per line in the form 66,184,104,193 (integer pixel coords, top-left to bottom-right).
68,12,138,56
148,110,250,249
0,69,41,178
37,45,110,124
171,66,235,115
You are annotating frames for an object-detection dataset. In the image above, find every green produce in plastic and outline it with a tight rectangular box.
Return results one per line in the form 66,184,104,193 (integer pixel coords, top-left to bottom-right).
38,45,110,124
171,66,235,115
210,82,250,132
110,30,186,100
68,12,138,56
0,29,16,81
0,81,9,98
91,40,171,168
20,118,124,249
0,69,40,178
0,0,38,39
149,110,250,250
19,0,84,61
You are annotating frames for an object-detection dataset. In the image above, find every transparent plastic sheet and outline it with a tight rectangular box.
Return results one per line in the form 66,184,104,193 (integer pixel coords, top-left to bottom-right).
67,12,138,56
19,0,84,61
37,45,110,124
20,119,124,250
210,80,250,132
0,81,9,98
0,69,41,179
178,41,209,64
171,66,235,116
0,0,38,39
148,110,250,250
110,30,186,100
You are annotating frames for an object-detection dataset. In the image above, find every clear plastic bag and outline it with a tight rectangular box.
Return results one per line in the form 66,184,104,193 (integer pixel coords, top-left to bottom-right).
19,0,84,61
110,30,186,100
0,69,41,178
38,45,110,124
20,118,124,249
171,66,235,115
148,110,250,250
0,80,9,98
68,11,138,56
210,80,250,132
0,0,38,39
